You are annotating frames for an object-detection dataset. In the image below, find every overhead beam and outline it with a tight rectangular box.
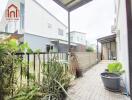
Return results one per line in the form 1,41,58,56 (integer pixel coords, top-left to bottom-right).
53,0,92,12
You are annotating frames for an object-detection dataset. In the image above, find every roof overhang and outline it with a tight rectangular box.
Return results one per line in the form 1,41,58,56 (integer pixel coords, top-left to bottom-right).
97,34,116,44
53,0,92,12
51,39,77,46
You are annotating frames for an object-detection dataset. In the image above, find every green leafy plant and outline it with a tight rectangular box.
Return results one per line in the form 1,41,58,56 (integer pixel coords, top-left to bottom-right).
0,39,21,100
9,85,43,100
108,62,125,75
0,38,71,100
0,39,32,100
10,58,71,100
40,58,71,100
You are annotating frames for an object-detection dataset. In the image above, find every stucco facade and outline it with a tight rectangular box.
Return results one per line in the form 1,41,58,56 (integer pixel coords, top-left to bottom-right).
24,0,68,40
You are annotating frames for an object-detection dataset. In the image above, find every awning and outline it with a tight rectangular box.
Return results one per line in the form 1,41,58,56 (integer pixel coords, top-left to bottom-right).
51,39,77,46
59,40,77,46
53,0,92,12
97,34,116,44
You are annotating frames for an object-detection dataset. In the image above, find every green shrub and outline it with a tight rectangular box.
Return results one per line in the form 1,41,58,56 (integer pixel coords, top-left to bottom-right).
0,39,20,100
9,85,41,100
40,59,71,100
10,59,71,100
86,46,94,52
1,39,71,100
0,39,32,100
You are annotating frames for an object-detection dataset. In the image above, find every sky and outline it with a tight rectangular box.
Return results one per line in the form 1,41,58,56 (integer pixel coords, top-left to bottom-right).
0,0,115,44
0,0,8,19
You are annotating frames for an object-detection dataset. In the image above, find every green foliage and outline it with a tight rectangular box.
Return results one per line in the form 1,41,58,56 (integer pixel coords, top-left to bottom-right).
0,39,19,100
108,62,125,75
40,59,71,100
11,59,71,100
0,39,32,100
86,46,94,52
19,42,33,53
0,38,71,100
9,85,42,100
34,49,41,53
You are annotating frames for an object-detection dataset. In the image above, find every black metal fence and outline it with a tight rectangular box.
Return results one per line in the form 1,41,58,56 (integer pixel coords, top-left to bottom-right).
15,52,68,87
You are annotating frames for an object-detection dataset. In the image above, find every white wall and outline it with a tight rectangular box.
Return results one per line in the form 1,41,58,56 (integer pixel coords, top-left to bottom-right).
24,0,67,40
115,0,130,93
0,0,68,42
69,31,86,45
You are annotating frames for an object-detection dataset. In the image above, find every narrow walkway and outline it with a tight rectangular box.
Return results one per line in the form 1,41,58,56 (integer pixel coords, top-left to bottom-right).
67,61,130,100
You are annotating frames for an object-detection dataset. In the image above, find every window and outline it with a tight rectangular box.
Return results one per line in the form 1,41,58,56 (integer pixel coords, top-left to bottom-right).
58,28,63,36
20,3,25,29
46,45,53,52
48,23,52,28
46,45,50,52
5,24,8,32
77,36,79,42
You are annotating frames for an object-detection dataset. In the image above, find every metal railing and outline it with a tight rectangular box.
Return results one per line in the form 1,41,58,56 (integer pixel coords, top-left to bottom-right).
15,52,68,87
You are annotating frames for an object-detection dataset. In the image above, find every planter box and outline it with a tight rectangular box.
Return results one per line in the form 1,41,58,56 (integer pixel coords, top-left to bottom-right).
101,72,121,91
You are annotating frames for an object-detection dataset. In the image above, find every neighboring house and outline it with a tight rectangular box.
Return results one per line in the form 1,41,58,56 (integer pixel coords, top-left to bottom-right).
97,34,117,60
0,0,78,52
67,31,87,52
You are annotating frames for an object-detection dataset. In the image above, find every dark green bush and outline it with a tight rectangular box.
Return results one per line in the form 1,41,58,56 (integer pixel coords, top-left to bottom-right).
0,39,32,100
10,58,71,100
86,46,94,52
40,59,71,100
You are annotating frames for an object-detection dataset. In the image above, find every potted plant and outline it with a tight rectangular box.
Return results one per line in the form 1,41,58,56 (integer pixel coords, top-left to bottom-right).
101,62,125,92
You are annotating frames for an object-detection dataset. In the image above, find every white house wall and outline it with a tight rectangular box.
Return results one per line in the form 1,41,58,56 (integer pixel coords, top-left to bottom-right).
24,33,57,52
115,0,130,92
0,0,68,41
24,0,67,41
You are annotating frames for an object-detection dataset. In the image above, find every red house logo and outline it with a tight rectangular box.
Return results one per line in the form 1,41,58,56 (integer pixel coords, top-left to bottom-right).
6,4,19,20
